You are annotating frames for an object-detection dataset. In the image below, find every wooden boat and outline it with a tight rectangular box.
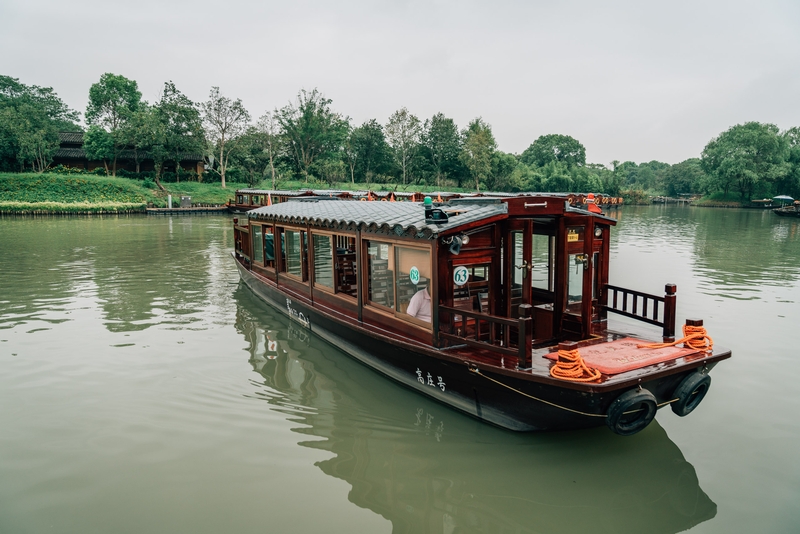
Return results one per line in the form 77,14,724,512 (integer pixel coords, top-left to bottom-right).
232,194,731,435
772,205,800,217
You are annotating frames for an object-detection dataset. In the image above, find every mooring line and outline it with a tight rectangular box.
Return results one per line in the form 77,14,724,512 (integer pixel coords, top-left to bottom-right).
469,368,679,418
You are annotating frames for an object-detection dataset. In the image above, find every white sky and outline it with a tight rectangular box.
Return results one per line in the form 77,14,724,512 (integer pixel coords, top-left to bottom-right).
2,0,799,165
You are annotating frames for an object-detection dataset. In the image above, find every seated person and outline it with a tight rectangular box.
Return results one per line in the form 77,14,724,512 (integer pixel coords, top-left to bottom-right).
406,285,431,322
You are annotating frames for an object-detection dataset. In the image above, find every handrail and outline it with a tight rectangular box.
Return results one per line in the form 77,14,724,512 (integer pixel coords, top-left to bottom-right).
438,304,533,366
602,283,676,339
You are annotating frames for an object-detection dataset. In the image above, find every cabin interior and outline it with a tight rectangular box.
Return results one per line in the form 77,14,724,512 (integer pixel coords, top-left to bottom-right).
234,197,660,370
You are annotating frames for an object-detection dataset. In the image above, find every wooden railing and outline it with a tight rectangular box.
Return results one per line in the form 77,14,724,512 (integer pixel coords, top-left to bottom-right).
438,304,533,367
602,283,676,339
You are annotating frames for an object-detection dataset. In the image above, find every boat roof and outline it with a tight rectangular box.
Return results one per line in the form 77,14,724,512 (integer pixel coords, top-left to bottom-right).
246,198,510,239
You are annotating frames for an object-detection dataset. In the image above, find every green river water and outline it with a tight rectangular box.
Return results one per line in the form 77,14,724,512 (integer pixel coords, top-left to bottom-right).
0,206,798,533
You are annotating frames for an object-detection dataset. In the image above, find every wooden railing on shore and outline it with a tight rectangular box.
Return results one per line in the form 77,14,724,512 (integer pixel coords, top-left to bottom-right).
439,304,533,366
603,283,676,339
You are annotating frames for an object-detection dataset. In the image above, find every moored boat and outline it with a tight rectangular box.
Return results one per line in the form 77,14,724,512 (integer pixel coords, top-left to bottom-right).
232,194,731,435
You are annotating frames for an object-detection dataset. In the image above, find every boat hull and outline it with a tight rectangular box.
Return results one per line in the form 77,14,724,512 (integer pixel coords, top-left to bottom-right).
235,259,712,432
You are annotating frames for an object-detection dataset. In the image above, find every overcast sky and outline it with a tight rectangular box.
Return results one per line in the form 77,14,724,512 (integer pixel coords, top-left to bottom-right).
2,0,799,165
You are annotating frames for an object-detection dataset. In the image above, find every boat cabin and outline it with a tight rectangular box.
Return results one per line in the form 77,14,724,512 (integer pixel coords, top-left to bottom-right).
233,195,658,368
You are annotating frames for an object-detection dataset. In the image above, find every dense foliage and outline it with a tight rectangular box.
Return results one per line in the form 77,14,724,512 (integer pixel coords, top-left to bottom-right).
4,72,800,201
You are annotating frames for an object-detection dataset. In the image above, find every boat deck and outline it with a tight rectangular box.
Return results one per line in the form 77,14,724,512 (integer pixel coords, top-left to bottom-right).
443,328,729,389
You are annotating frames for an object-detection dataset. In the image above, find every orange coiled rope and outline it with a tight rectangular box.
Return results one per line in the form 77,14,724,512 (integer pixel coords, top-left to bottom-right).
550,348,602,382
637,324,713,351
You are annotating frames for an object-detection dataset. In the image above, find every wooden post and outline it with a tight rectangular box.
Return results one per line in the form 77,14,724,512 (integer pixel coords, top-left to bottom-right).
663,284,677,341
518,304,533,368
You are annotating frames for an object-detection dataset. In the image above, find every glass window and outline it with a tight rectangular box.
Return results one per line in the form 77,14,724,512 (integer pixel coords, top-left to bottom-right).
334,235,357,297
366,240,394,309
264,227,275,268
568,253,585,304
531,234,554,291
395,246,431,322
284,230,305,279
313,234,333,289
253,226,263,263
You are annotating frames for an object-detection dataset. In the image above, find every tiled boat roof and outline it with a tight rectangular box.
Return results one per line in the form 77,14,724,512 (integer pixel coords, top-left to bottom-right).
247,198,509,239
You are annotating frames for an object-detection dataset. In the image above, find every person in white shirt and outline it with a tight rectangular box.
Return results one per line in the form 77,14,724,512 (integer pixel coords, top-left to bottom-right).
406,286,431,322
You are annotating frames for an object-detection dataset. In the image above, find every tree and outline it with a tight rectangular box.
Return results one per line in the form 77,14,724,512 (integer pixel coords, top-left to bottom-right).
157,81,204,183
662,158,707,197
520,134,586,169
255,111,282,189
779,127,800,199
487,150,519,191
385,107,421,185
701,122,789,200
85,73,142,176
83,125,116,175
277,88,348,183
346,119,392,185
201,87,250,188
0,75,79,172
422,113,461,187
460,118,496,192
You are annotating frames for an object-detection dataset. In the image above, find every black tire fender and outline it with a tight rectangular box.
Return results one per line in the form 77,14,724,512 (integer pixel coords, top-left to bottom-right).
671,372,711,417
606,389,657,436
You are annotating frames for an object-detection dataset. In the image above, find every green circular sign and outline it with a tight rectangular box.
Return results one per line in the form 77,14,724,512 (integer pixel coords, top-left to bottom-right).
454,266,469,286
409,266,420,285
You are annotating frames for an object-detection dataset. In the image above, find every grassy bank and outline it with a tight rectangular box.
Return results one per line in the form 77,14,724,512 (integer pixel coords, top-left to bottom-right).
0,173,249,213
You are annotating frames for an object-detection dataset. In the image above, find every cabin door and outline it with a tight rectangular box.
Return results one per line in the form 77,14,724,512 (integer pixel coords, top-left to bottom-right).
507,219,533,314
507,220,558,341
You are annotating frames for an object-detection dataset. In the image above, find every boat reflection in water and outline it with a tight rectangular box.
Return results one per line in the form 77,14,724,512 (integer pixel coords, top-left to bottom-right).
235,288,717,534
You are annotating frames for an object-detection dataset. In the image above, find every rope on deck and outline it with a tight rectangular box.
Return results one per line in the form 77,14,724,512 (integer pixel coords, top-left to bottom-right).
637,324,713,351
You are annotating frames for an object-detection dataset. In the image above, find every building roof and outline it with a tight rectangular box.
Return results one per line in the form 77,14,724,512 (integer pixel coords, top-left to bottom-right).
247,198,509,239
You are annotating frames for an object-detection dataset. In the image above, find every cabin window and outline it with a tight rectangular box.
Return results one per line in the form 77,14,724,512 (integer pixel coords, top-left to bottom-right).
366,240,432,327
333,235,357,297
283,229,307,281
568,253,584,305
313,234,334,289
395,247,431,322
252,195,259,205
252,225,263,264
512,231,554,293
366,241,394,309
453,263,490,313
531,234,554,291
263,227,275,269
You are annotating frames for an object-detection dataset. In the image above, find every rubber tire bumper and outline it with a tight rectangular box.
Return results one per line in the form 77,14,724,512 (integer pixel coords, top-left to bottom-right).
606,389,657,436
671,372,711,417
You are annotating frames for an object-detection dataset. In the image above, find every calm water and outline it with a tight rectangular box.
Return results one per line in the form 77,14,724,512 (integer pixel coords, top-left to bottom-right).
0,207,798,533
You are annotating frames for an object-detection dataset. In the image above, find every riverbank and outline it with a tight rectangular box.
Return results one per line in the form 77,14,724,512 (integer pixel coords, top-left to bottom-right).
0,173,247,214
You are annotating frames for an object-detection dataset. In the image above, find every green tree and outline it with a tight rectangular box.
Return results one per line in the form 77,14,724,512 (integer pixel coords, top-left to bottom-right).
385,107,421,185
350,119,392,185
701,122,789,200
662,158,707,197
422,113,461,187
0,75,79,172
460,118,496,192
255,111,282,189
85,73,142,176
277,88,348,183
779,127,800,198
201,86,251,188
83,125,116,175
521,134,586,168
157,81,204,183
487,150,519,191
